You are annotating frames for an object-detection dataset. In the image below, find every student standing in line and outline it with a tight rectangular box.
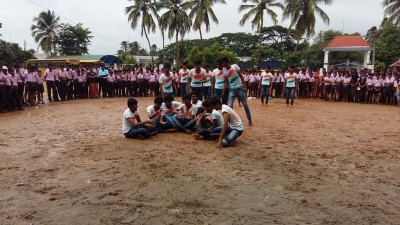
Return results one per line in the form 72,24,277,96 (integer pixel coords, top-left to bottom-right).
259,66,273,106
159,62,176,100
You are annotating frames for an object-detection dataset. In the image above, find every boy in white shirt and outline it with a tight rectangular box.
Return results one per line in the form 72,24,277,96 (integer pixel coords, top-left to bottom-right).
122,98,157,139
173,94,198,134
209,96,244,148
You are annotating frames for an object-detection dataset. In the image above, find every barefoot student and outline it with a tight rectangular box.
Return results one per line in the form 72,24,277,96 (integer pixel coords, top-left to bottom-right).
209,96,244,148
122,98,157,139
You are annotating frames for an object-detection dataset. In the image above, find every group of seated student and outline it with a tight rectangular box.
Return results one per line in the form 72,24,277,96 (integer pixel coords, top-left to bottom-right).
122,94,245,148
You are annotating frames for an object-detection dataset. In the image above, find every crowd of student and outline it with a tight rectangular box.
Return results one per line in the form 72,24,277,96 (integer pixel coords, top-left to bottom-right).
243,67,400,106
1,58,399,114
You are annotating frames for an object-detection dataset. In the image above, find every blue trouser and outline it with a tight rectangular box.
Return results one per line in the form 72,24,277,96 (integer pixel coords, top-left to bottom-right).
227,87,252,121
172,117,196,132
285,87,295,105
203,86,211,100
206,126,241,144
180,83,188,97
124,127,151,138
163,114,177,128
191,86,203,100
260,85,270,97
214,88,228,104
199,126,232,140
163,92,174,101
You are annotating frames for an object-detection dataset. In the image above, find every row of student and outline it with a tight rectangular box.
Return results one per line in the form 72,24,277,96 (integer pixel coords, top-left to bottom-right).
0,65,46,112
122,95,244,148
319,68,400,106
238,67,400,107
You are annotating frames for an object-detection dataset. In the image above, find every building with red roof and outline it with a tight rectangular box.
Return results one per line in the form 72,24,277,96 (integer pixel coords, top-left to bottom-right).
323,36,374,70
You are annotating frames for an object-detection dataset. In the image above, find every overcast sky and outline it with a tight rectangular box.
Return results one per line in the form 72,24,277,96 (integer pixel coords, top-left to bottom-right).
1,0,386,55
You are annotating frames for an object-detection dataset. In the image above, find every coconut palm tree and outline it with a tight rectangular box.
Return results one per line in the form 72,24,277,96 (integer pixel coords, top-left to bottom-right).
181,0,226,63
283,0,333,52
160,0,192,68
129,41,140,56
239,0,284,65
121,41,128,53
383,0,400,25
125,0,159,67
31,10,61,56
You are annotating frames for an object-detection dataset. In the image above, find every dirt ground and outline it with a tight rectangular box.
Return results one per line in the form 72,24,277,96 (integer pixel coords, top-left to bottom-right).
0,96,399,225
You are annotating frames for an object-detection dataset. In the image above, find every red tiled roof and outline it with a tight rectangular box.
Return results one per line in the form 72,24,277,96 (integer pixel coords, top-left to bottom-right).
325,36,370,48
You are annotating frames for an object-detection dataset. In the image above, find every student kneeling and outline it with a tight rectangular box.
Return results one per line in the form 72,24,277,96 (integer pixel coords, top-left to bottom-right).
122,98,157,139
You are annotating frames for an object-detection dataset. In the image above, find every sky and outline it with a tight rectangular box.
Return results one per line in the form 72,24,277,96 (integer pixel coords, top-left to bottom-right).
0,0,386,55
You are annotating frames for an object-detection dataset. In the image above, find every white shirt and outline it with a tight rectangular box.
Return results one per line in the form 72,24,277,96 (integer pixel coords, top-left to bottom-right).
177,104,198,118
212,109,223,127
284,73,297,88
192,100,202,108
220,104,244,131
161,101,181,115
122,108,139,134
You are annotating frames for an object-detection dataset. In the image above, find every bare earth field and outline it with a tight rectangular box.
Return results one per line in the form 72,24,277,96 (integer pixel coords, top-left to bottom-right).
0,97,399,225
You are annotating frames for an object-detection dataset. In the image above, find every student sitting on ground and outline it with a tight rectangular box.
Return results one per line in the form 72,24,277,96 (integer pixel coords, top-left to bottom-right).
172,94,198,134
208,96,244,147
147,96,175,132
194,99,224,140
161,95,181,129
122,98,157,139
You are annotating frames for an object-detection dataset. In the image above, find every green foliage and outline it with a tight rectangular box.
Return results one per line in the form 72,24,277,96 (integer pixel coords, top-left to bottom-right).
374,23,400,67
210,33,258,57
56,23,93,55
31,10,61,56
0,40,35,65
187,42,237,67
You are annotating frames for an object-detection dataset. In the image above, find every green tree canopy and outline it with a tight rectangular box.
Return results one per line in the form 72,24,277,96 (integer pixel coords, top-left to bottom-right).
55,23,93,55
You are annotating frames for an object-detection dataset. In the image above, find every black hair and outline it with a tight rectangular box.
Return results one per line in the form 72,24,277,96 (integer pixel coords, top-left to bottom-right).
266,66,271,69
190,92,197,98
154,96,164,105
194,59,202,66
182,93,191,101
216,57,223,64
163,95,173,102
208,96,222,106
127,98,138,107
221,56,230,63
164,62,171,68
202,99,210,108
182,60,188,66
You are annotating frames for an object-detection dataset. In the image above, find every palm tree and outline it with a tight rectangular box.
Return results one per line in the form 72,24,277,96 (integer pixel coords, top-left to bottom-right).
121,41,128,53
181,0,226,63
125,0,159,67
31,10,61,56
383,0,400,25
239,0,284,65
283,0,333,52
129,41,140,56
160,0,192,68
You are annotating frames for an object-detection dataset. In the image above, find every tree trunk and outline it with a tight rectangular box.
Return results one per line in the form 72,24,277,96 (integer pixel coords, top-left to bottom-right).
294,38,300,53
162,29,166,63
199,27,205,64
257,13,264,68
143,25,154,68
175,28,180,69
